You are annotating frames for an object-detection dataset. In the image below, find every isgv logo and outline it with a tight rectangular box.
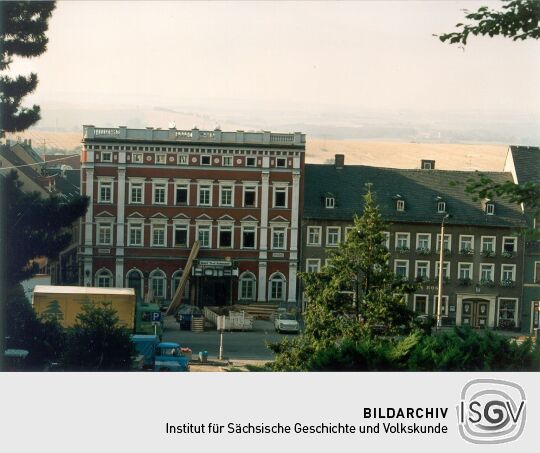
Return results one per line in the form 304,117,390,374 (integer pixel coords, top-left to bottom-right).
457,379,526,444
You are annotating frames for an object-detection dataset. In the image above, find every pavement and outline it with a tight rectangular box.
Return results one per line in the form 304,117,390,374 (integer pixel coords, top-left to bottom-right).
161,316,299,361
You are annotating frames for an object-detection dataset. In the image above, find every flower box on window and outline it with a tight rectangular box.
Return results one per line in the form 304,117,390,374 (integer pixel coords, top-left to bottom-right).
459,248,474,256
458,277,472,286
481,250,496,258
480,278,495,288
501,250,515,258
396,246,410,254
416,247,431,255
500,279,516,288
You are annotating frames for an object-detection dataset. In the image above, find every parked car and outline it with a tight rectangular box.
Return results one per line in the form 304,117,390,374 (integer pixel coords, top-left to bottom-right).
274,313,300,333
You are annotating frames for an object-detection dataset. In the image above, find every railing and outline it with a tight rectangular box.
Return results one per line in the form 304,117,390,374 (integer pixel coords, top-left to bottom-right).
93,128,120,138
270,133,295,143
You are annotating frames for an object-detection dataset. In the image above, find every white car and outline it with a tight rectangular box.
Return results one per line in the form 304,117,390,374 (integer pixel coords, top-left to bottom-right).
274,313,300,333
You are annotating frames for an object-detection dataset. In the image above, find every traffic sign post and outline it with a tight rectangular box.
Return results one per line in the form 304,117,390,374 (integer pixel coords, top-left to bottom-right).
217,315,225,360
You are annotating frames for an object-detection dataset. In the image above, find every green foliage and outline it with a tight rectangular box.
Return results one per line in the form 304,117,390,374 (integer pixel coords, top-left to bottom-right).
285,328,540,372
4,170,89,286
62,303,136,371
0,1,56,132
438,0,540,45
4,285,65,370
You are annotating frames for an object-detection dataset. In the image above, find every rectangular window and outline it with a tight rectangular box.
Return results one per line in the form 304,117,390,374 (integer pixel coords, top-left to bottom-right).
101,152,112,162
416,233,431,251
325,197,335,209
246,157,256,167
243,186,257,207
222,156,233,167
273,187,287,208
459,235,474,252
436,234,451,252
98,181,113,203
153,182,167,204
220,185,234,207
241,226,256,249
270,279,284,301
382,232,390,249
128,222,143,246
129,182,143,204
396,199,405,211
276,157,287,168
394,260,409,278
306,259,321,273
433,295,449,316
396,232,410,249
198,185,212,206
218,225,233,248
151,224,166,247
499,298,517,324
240,278,255,300
201,155,211,165
178,155,188,165
502,236,517,253
175,184,188,205
173,225,188,247
326,227,341,247
481,236,496,252
458,263,473,280
97,224,112,245
435,261,450,278
132,153,143,163
535,262,540,283
197,225,211,248
414,295,428,314
156,153,166,164
307,226,321,246
480,263,494,282
272,227,286,250
415,261,430,278
501,264,516,282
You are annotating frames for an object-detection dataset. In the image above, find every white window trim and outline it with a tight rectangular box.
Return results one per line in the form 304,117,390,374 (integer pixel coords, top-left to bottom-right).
245,156,257,167
306,258,321,273
458,262,474,280
480,263,495,281
101,151,112,163
172,221,190,247
155,153,167,165
396,199,405,211
306,226,322,247
501,263,517,281
197,181,213,207
276,157,287,168
459,234,475,251
127,220,144,247
436,233,452,252
96,223,113,246
433,295,449,316
382,231,390,249
128,178,145,204
416,233,432,250
219,183,235,207
238,272,256,301
268,272,286,301
437,201,446,213
395,232,410,249
394,259,409,278
150,220,167,247
97,178,114,204
413,294,429,314
132,152,143,163
481,235,496,251
415,260,430,278
326,226,341,247
200,155,212,166
502,236,518,253
217,223,234,249
151,179,168,205
240,224,257,249
272,184,289,209
242,183,258,208
196,222,213,248
95,268,114,287
271,225,288,250
174,180,190,205
497,297,519,326
222,156,233,167
177,154,188,165
325,197,335,209
149,270,167,298
435,261,451,278
486,202,495,215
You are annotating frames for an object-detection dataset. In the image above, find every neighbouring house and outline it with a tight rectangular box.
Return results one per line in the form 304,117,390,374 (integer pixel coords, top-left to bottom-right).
80,125,305,308
302,155,528,332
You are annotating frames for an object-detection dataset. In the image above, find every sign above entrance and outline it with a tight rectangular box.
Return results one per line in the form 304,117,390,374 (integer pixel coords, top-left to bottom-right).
198,260,233,267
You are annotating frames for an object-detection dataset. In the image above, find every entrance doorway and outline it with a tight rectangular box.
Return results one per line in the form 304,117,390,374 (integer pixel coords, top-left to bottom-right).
197,277,231,306
461,298,490,328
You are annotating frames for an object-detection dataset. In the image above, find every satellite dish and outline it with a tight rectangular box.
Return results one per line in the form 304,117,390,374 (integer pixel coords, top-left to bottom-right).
168,121,176,129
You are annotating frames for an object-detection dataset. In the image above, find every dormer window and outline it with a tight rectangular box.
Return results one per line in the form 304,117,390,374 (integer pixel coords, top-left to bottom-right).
486,202,495,215
437,201,446,213
396,199,405,211
325,196,335,209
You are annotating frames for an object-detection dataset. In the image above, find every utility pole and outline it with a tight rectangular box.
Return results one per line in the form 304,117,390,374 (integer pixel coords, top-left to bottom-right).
436,214,450,331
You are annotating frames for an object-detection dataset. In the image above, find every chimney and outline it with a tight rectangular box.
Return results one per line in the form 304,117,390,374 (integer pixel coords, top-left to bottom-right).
421,159,435,170
335,154,345,169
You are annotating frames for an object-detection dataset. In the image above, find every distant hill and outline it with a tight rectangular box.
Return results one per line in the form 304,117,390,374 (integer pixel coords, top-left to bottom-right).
6,130,507,171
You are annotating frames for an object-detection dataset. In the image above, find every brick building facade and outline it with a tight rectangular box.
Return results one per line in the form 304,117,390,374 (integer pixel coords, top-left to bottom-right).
80,126,305,307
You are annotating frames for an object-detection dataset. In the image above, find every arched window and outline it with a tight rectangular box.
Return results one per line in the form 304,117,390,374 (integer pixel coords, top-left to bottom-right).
149,269,166,299
268,272,286,302
95,268,113,287
171,269,189,301
126,268,143,302
238,271,256,301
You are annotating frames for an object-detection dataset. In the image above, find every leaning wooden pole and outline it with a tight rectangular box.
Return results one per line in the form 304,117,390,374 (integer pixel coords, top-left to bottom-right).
166,241,200,316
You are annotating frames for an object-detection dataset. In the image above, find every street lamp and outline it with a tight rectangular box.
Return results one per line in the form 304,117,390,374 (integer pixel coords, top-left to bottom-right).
436,213,451,331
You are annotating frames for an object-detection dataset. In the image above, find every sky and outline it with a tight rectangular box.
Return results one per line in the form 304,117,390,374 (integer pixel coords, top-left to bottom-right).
7,1,540,137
